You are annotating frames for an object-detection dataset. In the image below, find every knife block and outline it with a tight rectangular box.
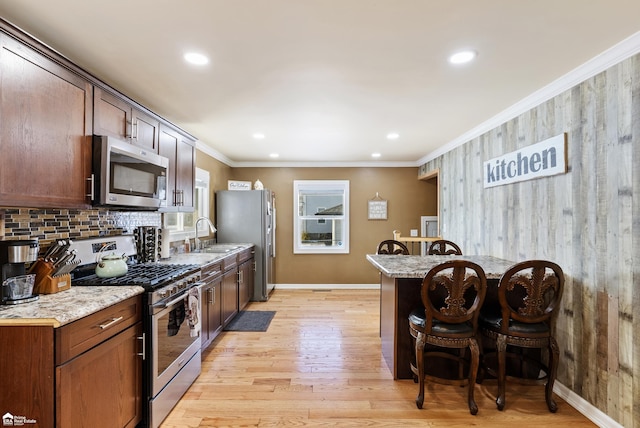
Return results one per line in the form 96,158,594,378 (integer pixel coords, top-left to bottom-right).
31,259,71,294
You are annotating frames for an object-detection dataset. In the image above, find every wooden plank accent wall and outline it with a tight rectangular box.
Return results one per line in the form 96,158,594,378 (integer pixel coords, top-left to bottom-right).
418,53,640,427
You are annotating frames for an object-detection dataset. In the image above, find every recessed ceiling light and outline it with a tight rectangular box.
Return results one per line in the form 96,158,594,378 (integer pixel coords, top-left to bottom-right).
371,153,381,158
449,50,477,65
386,133,399,140
252,133,265,139
184,52,209,65
269,153,279,158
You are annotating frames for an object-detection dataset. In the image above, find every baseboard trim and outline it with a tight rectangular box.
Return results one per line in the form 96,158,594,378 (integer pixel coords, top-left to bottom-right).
554,382,622,428
275,283,380,290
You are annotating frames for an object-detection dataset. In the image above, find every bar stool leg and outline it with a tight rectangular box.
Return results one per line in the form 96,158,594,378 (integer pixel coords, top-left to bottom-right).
415,332,426,409
546,337,559,412
496,333,507,410
468,339,479,415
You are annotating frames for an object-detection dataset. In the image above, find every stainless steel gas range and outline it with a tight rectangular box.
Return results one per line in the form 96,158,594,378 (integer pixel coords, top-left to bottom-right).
69,235,202,428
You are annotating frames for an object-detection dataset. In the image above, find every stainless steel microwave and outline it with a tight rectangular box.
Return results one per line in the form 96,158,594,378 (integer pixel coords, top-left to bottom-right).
91,135,169,209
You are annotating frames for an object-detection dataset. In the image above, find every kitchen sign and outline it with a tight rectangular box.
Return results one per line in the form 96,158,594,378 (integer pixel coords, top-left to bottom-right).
483,133,567,188
227,180,252,191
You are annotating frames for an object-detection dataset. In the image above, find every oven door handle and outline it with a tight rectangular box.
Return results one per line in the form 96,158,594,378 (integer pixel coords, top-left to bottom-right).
153,292,188,310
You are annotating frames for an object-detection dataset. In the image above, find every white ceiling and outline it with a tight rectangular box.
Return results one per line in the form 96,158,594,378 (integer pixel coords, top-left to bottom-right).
0,1,639,166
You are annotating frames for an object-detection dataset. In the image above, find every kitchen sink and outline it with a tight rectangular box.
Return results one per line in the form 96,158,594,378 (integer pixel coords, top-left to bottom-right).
193,244,243,254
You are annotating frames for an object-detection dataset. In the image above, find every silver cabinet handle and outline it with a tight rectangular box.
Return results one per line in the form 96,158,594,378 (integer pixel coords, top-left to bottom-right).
99,316,123,329
137,333,146,360
132,119,139,140
86,174,95,200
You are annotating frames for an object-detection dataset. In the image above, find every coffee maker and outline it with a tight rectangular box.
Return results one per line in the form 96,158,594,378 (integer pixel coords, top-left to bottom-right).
1,239,40,304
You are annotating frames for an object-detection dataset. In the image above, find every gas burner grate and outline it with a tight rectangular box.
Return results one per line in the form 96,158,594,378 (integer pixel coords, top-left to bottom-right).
73,263,200,288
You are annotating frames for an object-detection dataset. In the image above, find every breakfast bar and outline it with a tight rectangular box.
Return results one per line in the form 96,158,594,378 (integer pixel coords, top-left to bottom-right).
366,254,516,379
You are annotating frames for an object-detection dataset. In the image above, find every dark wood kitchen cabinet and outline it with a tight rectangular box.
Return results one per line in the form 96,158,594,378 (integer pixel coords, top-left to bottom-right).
94,87,160,152
238,248,255,310
0,33,92,209
0,325,55,428
221,254,239,327
200,260,223,350
0,296,143,428
159,123,196,211
56,296,143,428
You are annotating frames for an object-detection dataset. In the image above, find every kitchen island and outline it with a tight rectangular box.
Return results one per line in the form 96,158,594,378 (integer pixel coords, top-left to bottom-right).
366,254,516,379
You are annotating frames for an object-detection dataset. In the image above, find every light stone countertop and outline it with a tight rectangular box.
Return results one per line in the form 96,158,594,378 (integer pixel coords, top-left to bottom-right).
366,254,517,279
159,243,254,266
0,243,255,327
0,286,144,327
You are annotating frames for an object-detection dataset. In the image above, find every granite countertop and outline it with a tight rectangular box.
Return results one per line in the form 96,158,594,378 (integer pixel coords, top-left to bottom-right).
0,286,145,327
161,243,253,266
366,254,516,279
0,243,254,327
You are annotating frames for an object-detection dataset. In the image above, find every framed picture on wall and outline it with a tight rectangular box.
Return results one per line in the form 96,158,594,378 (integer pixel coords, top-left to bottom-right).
368,199,387,220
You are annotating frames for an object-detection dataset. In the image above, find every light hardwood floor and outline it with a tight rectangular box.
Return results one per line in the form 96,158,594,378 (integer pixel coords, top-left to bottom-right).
161,289,595,427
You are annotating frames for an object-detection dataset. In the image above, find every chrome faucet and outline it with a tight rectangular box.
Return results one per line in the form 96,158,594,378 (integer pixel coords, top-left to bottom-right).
194,217,217,250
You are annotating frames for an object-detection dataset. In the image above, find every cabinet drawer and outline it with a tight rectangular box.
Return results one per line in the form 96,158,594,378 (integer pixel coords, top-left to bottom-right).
202,261,223,281
238,247,254,263
55,295,142,364
222,254,238,271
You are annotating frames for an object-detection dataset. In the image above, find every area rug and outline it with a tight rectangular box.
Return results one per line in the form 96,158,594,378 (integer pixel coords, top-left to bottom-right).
223,311,276,332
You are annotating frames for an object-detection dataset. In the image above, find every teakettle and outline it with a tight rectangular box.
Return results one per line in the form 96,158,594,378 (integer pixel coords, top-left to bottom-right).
95,253,128,278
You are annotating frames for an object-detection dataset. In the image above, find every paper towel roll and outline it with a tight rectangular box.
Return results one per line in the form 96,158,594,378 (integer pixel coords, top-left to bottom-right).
160,228,172,259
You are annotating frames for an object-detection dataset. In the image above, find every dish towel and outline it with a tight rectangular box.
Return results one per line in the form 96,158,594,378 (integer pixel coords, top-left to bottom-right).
186,287,201,338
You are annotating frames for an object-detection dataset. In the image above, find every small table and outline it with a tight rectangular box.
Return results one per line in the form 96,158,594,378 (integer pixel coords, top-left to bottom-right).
366,254,516,380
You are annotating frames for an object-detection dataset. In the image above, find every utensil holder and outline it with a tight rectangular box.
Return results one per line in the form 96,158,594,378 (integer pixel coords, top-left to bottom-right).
31,259,71,294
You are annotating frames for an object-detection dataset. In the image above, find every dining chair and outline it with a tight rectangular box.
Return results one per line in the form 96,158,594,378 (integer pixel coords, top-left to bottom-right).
408,260,487,415
479,260,564,412
427,239,462,255
376,240,410,255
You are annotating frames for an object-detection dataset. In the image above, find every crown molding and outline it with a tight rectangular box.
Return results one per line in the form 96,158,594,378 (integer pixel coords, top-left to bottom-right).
198,31,640,169
417,30,640,166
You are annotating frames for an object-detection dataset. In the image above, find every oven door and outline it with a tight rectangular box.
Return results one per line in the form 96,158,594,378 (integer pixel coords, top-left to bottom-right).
150,287,202,397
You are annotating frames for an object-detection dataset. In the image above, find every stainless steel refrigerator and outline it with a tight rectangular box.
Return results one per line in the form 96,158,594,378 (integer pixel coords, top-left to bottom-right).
216,189,276,301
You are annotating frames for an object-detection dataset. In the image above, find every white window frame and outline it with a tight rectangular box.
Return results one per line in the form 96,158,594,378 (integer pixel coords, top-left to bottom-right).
293,180,349,254
163,167,210,242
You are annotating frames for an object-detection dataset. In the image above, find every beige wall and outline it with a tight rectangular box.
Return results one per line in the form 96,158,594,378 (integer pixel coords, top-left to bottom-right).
194,161,437,284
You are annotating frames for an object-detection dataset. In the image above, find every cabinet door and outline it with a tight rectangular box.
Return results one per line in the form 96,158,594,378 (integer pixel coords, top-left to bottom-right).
176,135,195,209
0,34,92,209
222,269,239,326
94,87,130,139
57,323,143,428
159,124,195,211
201,279,223,350
95,87,159,153
0,326,55,428
131,108,159,153
238,259,253,310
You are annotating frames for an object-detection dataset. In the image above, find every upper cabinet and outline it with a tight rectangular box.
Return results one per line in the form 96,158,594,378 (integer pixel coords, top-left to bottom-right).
94,87,159,153
0,33,92,209
159,124,196,212
0,20,197,211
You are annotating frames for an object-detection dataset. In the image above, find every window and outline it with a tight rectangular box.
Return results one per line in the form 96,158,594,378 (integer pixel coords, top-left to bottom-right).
163,167,210,241
293,180,349,254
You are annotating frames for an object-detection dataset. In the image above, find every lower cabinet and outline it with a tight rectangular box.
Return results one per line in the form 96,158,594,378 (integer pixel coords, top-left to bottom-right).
200,261,223,350
221,268,239,326
55,295,143,428
238,252,254,311
200,246,255,352
57,322,143,428
0,295,143,428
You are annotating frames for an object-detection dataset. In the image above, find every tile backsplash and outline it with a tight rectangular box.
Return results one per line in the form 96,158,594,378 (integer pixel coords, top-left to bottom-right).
0,208,161,246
